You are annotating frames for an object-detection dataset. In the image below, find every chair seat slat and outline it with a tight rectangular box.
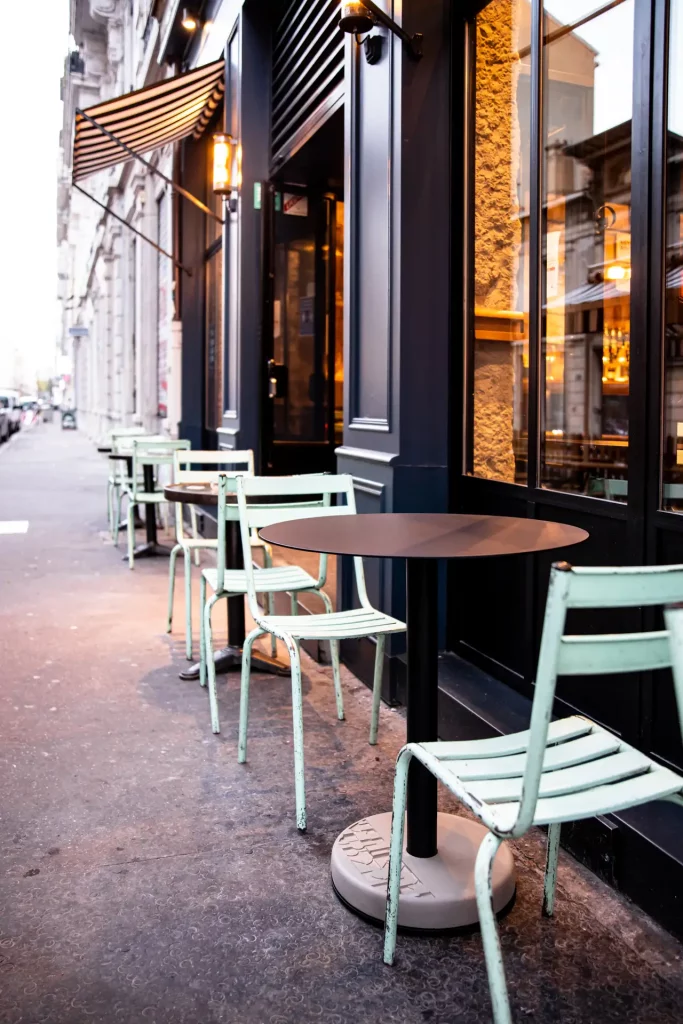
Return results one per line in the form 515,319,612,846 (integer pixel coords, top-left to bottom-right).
438,731,621,782
420,716,592,760
528,766,683,826
469,749,652,804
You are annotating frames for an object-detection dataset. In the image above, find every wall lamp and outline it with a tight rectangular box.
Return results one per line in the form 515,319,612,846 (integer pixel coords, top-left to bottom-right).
339,1,423,64
181,7,200,32
212,133,242,212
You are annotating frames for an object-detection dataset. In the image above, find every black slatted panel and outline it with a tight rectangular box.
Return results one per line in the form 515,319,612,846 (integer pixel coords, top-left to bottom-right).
271,0,344,165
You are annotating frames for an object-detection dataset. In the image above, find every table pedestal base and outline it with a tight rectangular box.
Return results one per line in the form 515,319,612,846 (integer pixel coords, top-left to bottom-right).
123,542,172,560
331,811,515,931
179,646,291,681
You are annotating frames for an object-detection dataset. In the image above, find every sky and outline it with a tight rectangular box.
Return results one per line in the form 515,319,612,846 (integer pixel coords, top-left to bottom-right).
0,0,69,392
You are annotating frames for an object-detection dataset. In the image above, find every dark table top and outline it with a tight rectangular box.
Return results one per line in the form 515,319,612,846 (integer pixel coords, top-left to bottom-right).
260,513,588,560
108,452,132,462
97,445,113,454
164,482,219,507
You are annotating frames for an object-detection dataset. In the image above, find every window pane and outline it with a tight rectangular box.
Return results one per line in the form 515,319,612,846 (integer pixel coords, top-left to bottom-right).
540,1,634,500
470,0,530,484
662,0,683,511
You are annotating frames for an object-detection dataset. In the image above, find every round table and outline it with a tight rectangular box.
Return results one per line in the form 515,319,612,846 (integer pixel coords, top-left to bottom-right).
163,483,290,681
260,513,588,931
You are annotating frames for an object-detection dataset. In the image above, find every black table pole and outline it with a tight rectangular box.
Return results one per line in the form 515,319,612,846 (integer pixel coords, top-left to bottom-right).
226,520,246,646
143,464,158,545
405,557,439,858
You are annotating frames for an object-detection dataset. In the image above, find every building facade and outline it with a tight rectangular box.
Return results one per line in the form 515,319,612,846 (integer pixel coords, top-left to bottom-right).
58,0,180,439
58,0,683,938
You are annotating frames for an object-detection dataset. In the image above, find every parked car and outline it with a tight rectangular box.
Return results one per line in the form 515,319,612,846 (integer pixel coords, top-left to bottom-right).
0,404,9,443
61,408,77,430
0,389,21,436
0,389,21,434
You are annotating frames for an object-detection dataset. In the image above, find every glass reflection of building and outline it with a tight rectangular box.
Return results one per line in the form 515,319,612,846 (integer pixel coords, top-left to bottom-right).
471,0,635,499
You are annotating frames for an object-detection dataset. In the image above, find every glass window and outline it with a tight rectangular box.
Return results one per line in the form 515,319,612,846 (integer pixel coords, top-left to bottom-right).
540,1,634,500
662,0,683,512
470,0,531,484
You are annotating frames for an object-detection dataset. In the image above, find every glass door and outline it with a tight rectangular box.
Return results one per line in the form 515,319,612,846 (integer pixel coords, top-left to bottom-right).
261,187,344,475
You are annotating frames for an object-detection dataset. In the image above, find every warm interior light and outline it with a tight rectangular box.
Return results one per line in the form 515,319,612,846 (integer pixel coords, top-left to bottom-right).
213,134,241,197
213,134,232,195
181,7,198,31
605,264,627,281
339,1,375,34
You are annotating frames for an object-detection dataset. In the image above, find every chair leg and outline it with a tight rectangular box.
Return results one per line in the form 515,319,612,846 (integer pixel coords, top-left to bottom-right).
167,543,181,633
370,634,385,745
474,832,513,1024
204,594,222,734
113,488,123,546
184,548,193,661
190,506,200,566
543,822,561,917
127,501,135,569
267,592,277,657
238,626,265,764
199,574,207,689
288,638,307,832
290,591,298,616
330,639,344,721
383,747,412,965
318,589,343,720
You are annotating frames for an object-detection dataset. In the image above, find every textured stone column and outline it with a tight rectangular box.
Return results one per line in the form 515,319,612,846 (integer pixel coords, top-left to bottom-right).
472,0,522,483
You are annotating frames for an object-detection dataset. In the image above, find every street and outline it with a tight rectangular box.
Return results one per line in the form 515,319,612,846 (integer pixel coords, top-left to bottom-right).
0,424,682,1023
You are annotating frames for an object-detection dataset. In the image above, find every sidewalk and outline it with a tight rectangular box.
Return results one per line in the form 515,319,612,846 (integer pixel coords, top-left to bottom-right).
0,424,682,1024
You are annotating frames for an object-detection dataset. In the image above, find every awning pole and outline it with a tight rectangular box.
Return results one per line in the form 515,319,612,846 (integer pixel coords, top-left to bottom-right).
75,108,225,226
73,184,192,276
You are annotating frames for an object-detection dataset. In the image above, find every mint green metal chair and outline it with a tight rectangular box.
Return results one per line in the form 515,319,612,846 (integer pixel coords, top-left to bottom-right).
106,427,149,539
125,438,191,569
200,474,337,734
167,449,276,660
234,474,407,832
383,562,683,1024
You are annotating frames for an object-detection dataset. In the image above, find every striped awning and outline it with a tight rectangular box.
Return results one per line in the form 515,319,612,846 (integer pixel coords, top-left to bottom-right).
73,59,225,182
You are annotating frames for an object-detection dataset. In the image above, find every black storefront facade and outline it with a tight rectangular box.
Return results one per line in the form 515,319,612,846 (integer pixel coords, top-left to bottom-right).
168,0,683,938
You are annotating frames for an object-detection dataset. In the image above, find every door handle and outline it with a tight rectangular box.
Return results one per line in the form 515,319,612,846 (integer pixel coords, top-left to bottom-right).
269,376,278,399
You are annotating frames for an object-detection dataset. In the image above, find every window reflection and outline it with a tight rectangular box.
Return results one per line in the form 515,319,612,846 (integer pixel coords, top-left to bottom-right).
662,0,683,511
540,0,634,499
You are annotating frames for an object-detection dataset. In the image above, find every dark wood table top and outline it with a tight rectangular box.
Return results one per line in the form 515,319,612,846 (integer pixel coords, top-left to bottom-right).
260,513,588,560
164,482,219,507
97,445,113,454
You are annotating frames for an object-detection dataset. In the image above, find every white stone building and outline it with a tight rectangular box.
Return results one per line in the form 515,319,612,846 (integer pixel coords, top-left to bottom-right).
57,0,179,438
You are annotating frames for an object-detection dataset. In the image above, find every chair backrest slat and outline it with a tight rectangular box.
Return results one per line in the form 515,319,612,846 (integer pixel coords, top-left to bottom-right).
130,439,191,497
565,564,683,608
173,450,254,487
509,562,683,838
234,474,371,614
557,631,671,676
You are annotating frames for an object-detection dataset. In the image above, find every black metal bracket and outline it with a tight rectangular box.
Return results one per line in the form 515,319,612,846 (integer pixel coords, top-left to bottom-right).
73,183,192,276
355,0,423,61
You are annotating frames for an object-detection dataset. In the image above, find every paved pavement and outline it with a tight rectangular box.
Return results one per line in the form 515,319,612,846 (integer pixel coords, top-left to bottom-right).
0,423,682,1024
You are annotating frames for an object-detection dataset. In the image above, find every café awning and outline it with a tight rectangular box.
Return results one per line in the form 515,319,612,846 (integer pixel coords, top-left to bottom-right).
73,58,225,182
71,60,226,275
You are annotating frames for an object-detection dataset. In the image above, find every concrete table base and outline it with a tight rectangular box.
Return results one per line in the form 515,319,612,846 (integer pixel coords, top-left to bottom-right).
331,811,516,931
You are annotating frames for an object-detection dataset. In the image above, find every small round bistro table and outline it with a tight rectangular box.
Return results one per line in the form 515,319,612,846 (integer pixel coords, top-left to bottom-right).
163,482,290,681
260,513,588,931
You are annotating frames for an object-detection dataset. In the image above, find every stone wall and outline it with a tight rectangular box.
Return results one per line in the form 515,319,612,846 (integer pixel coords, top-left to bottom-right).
472,0,522,483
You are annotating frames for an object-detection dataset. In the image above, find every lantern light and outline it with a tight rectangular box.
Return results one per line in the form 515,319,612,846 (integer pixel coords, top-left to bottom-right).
181,7,199,31
339,0,422,62
339,2,375,35
212,133,242,207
